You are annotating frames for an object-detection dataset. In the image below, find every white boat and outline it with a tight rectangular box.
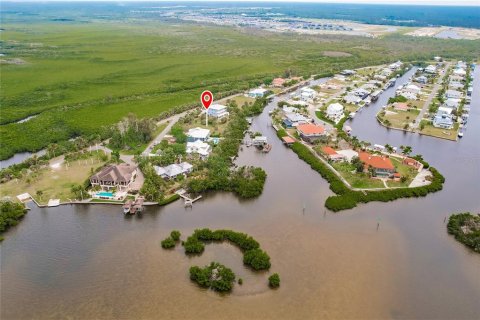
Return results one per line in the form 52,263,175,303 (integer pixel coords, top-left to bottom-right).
349,112,356,119
458,131,464,138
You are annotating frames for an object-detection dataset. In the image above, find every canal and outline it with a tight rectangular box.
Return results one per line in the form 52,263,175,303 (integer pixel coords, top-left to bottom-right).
1,67,479,319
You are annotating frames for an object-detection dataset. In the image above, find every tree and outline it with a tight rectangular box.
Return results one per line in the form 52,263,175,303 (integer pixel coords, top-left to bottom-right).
400,145,412,156
385,144,394,154
268,273,280,288
35,190,43,201
71,184,85,200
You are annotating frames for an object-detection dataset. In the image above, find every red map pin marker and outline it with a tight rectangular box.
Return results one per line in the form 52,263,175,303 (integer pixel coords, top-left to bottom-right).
201,90,213,109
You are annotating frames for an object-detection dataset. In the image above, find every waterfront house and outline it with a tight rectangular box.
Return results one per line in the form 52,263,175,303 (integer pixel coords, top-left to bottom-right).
187,127,210,142
272,78,286,87
186,140,211,159
252,136,268,146
445,89,462,99
437,106,453,116
283,112,310,128
90,164,137,191
297,123,326,143
248,88,268,98
433,113,454,129
322,146,346,162
207,104,229,119
343,94,362,105
154,162,193,180
425,65,437,74
359,152,396,177
444,98,461,109
326,103,345,123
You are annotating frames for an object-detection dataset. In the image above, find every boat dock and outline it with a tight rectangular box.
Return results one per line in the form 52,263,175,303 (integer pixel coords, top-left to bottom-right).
175,189,202,207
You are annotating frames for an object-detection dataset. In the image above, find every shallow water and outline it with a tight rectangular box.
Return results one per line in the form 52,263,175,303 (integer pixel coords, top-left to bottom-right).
1,67,479,319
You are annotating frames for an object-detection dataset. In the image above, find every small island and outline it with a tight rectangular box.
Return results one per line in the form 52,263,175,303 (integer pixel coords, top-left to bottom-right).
447,213,480,253
190,262,236,292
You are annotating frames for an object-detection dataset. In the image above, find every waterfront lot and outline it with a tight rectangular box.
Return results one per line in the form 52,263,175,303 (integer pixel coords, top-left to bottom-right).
0,153,107,204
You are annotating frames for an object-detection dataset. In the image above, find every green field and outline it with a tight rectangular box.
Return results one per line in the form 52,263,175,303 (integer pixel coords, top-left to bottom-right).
1,20,479,160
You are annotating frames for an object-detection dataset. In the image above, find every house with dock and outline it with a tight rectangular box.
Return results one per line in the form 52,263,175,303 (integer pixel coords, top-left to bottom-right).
187,127,210,142
90,164,137,191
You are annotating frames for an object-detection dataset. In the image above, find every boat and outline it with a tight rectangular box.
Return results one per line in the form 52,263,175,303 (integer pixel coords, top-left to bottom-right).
458,130,464,138
123,200,133,214
349,112,356,119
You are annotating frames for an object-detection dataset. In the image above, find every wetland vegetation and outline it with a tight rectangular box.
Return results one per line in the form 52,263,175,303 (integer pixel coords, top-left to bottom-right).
2,20,480,160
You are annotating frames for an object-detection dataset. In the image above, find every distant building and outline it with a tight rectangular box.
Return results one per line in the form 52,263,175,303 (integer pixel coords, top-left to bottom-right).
187,127,210,142
445,89,462,99
90,164,137,191
452,68,466,77
154,162,193,180
272,78,286,87
296,123,326,143
359,152,395,177
207,104,229,119
343,94,362,105
404,84,421,94
415,76,428,84
248,88,268,98
424,65,437,74
300,87,317,101
433,56,442,62
444,98,461,109
326,103,345,123
340,69,356,76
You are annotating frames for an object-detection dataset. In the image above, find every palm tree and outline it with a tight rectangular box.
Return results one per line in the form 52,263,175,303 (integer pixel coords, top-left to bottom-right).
401,146,413,156
385,144,394,154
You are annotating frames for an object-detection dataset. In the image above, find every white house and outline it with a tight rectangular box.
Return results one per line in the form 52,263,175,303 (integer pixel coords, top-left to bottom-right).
415,76,428,84
344,94,362,105
207,104,229,118
404,84,421,94
248,88,268,98
186,140,211,158
300,87,316,101
433,114,454,129
434,56,442,62
445,90,462,99
154,162,193,180
326,103,344,123
444,98,461,109
283,112,310,128
437,106,453,115
425,65,437,74
389,61,403,70
187,127,210,142
453,68,467,77
448,81,464,90
397,91,417,100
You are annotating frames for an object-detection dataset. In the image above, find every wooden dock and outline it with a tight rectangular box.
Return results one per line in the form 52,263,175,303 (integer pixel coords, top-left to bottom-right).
175,189,202,207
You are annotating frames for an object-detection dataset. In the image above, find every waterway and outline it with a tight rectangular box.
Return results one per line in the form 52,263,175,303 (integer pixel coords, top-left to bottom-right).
1,67,479,319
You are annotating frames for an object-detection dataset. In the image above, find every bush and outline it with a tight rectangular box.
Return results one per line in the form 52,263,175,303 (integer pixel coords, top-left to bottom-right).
161,237,176,249
447,213,480,253
0,201,27,236
183,236,205,254
190,262,236,292
170,230,181,241
243,249,271,270
268,273,280,288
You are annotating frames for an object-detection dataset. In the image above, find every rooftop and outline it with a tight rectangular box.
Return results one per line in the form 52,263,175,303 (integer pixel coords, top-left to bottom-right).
297,123,325,136
359,152,395,170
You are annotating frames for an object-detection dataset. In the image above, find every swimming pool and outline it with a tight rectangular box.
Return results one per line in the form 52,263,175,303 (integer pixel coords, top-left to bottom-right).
96,191,114,198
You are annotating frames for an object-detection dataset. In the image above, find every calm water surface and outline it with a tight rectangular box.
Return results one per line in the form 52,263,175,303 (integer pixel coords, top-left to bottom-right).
1,67,479,319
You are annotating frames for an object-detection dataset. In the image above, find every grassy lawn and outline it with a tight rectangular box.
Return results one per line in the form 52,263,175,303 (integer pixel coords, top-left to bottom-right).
380,107,420,129
331,162,385,189
0,154,107,205
419,120,459,141
387,157,417,187
222,95,256,107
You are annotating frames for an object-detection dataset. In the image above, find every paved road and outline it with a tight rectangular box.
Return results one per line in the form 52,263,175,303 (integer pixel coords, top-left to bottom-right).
413,62,451,128
142,111,188,156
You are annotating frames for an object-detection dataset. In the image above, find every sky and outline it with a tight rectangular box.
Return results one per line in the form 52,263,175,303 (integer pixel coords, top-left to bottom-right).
5,0,480,5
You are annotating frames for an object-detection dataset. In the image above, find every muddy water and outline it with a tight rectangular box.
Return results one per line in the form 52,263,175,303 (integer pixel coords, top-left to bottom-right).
1,67,479,319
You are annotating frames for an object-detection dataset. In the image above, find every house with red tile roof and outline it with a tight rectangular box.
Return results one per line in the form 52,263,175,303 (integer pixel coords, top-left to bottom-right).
272,78,286,87
297,123,326,143
402,157,422,170
321,146,346,162
359,152,395,177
